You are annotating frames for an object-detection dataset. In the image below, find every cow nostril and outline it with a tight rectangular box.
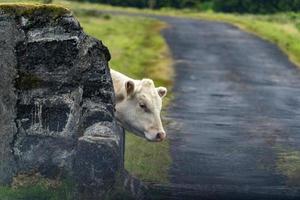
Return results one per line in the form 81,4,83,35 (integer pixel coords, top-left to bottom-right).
156,133,162,140
156,132,166,140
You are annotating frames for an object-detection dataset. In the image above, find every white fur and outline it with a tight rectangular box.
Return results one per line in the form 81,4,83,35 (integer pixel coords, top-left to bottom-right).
110,69,167,142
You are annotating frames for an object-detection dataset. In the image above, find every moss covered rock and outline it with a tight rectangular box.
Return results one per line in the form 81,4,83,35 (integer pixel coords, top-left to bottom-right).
0,3,70,18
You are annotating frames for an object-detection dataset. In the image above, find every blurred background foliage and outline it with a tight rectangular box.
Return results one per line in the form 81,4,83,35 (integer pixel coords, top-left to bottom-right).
70,0,300,13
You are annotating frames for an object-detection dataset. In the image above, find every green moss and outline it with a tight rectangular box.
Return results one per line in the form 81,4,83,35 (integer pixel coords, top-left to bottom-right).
0,3,71,18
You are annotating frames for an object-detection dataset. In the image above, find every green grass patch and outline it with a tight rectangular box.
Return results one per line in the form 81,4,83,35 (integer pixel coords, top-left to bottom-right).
125,133,171,183
0,174,74,200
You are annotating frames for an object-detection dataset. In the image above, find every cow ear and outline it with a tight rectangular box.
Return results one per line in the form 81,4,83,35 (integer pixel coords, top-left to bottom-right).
125,80,135,96
157,87,167,98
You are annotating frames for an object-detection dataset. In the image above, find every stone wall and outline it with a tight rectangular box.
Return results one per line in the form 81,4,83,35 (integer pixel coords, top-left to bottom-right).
0,5,124,199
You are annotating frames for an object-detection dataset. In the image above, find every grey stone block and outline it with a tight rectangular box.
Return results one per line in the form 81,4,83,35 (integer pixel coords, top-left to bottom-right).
0,5,124,199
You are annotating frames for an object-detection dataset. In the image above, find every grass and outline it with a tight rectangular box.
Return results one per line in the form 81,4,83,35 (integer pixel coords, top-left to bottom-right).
0,174,74,200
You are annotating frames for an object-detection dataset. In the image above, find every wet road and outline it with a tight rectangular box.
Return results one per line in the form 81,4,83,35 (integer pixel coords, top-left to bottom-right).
156,17,300,199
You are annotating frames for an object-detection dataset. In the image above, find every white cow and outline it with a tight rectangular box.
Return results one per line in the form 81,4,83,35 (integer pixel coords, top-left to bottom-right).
110,69,167,142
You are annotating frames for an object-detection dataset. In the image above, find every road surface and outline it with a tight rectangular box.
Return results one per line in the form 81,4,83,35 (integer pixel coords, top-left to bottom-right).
150,16,300,199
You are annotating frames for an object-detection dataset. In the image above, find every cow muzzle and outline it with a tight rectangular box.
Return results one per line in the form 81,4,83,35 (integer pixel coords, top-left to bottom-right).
155,131,166,142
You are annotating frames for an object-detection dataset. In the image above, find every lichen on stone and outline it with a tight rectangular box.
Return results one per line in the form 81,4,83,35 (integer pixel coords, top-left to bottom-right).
0,3,71,19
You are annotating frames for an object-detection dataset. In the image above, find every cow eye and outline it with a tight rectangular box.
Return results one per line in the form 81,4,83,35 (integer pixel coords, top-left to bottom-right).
139,103,148,111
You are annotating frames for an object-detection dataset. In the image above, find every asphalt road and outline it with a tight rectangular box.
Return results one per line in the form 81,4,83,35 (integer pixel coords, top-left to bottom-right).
153,16,300,199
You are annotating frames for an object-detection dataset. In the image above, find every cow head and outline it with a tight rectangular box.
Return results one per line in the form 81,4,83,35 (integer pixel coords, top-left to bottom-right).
115,79,167,142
